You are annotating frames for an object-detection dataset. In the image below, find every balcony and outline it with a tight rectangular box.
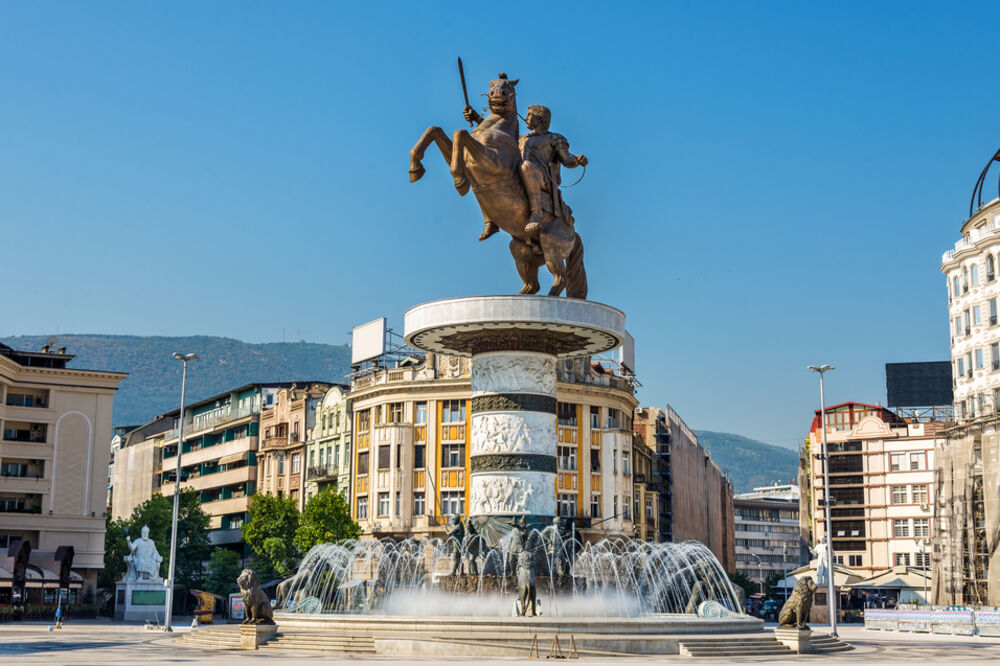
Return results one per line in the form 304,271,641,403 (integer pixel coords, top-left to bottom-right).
262,434,301,450
307,465,339,482
163,403,260,441
2,423,47,443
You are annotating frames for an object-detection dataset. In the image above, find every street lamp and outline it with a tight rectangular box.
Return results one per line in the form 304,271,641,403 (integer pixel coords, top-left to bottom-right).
782,541,789,601
808,364,838,638
749,552,765,596
915,537,931,605
164,352,198,632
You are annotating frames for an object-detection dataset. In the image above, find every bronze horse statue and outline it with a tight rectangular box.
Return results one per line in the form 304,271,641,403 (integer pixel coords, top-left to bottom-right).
409,73,587,298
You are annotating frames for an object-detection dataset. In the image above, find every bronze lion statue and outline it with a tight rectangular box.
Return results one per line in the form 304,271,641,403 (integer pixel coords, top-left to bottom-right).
778,576,817,629
237,568,274,625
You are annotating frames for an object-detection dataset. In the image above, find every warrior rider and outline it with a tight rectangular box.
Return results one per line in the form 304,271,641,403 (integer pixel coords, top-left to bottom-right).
463,104,587,247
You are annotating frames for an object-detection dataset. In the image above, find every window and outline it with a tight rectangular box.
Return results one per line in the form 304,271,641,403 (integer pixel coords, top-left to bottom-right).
388,402,404,424
441,400,465,423
441,491,464,516
913,518,929,537
955,317,962,336
357,496,368,519
415,402,427,424
891,485,908,504
413,492,425,515
977,348,984,369
357,410,371,432
848,555,862,567
972,263,980,285
623,451,631,476
890,453,904,471
291,453,300,474
989,255,996,282
606,409,621,429
590,453,601,472
442,443,465,468
964,266,969,290
910,453,922,470
914,552,931,568
591,494,601,518
558,493,577,517
377,492,390,516
590,406,600,429
623,498,632,520
613,495,618,518
953,275,961,296
278,454,285,475
992,299,998,326
557,402,578,426
958,357,966,377
613,448,618,474
357,451,369,475
994,344,1000,371
965,310,971,332
974,305,982,326
558,445,577,471
414,444,426,469
893,519,909,538
378,445,391,469
912,485,928,505
395,491,400,516
894,552,910,566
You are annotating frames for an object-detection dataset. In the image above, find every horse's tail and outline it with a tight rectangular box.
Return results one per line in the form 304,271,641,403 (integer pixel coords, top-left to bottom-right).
565,233,588,299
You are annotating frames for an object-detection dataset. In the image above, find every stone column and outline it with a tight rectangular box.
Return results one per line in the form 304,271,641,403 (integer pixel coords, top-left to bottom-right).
468,351,557,519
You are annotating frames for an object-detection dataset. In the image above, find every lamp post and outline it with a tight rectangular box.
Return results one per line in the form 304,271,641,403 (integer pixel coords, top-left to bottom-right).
164,352,198,632
782,541,789,601
808,364,838,637
750,552,765,596
915,537,931,605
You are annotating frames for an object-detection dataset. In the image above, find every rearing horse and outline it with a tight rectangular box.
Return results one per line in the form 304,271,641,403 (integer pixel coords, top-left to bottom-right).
409,73,587,298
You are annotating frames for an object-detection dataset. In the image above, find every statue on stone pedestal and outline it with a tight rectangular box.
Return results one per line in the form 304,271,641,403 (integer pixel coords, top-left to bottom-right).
545,516,572,577
778,576,817,629
463,520,482,576
123,526,163,582
409,63,588,298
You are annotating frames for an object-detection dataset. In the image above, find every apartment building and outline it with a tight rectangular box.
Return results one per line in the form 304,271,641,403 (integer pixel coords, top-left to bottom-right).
633,406,735,572
632,434,659,542
303,384,351,501
113,383,296,547
807,402,941,575
257,383,333,511
348,353,639,542
734,484,805,588
0,342,126,591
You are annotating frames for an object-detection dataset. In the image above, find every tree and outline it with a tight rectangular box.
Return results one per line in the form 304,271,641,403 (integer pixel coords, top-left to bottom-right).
294,489,361,554
243,493,299,576
203,548,242,597
100,489,212,591
729,570,756,601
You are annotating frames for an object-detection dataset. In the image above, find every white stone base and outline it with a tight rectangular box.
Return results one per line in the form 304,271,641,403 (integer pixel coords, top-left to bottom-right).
773,627,812,653
115,580,167,623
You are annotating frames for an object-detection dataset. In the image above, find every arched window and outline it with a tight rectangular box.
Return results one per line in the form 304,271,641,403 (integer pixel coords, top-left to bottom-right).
971,263,980,286
963,266,969,292
989,254,997,283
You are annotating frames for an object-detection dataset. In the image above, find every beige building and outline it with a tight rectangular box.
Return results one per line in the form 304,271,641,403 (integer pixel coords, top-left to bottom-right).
631,433,659,542
807,402,940,580
113,383,295,547
348,353,638,542
304,385,351,501
257,383,332,511
633,406,735,572
733,484,805,589
937,185,1000,605
0,342,126,592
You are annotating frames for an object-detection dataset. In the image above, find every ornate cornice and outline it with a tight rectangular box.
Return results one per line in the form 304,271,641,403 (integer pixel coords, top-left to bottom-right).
471,394,557,414
470,453,557,474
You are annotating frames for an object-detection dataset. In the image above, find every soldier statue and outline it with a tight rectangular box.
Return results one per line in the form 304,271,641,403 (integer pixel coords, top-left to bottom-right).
446,515,465,576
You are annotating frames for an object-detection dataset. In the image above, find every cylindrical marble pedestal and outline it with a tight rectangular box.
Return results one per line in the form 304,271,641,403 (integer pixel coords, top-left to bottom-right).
404,296,626,523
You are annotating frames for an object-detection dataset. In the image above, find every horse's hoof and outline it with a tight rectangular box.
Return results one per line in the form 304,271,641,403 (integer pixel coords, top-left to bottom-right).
409,165,426,182
454,176,470,196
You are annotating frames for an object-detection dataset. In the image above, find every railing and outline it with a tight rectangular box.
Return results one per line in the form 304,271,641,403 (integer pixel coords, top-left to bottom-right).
164,403,260,440
306,465,339,481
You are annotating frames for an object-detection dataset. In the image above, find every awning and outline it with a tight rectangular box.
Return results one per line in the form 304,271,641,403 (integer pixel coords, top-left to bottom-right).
217,452,247,466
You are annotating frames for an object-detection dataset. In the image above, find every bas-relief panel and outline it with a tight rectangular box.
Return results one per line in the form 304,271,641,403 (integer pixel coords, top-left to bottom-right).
470,412,557,456
471,352,556,396
469,472,556,515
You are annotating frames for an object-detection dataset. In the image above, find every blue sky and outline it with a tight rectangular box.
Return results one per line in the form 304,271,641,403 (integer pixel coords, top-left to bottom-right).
2,2,997,447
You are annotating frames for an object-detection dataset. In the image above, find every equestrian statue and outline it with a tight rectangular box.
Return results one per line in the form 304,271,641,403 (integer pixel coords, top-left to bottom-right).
409,61,589,298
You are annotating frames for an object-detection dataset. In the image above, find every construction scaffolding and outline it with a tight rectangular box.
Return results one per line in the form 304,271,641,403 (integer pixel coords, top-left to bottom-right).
933,420,1000,606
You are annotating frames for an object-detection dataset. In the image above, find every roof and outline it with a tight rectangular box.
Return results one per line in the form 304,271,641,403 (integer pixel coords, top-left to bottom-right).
845,566,930,590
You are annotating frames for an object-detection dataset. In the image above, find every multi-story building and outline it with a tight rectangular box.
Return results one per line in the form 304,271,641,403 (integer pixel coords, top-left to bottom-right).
257,383,332,511
348,353,638,543
113,383,295,549
631,433,659,542
303,384,351,501
734,484,805,589
807,402,941,577
0,342,126,591
936,158,1000,605
633,406,735,572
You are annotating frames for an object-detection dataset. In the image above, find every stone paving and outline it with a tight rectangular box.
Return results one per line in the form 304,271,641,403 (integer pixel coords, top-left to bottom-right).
2,621,1000,664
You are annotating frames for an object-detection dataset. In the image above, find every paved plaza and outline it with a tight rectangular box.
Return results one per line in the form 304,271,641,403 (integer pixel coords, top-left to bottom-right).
1,621,999,665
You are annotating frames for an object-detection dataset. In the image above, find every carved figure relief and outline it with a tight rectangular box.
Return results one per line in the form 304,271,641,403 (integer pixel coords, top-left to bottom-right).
470,472,556,515
471,353,556,396
471,412,556,456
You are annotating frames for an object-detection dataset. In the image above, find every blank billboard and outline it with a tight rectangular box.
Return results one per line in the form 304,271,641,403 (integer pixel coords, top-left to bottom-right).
618,330,635,374
885,362,953,407
351,318,386,364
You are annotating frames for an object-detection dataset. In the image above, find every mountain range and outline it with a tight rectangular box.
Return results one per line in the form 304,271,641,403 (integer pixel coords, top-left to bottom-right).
694,430,800,493
2,334,797,491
